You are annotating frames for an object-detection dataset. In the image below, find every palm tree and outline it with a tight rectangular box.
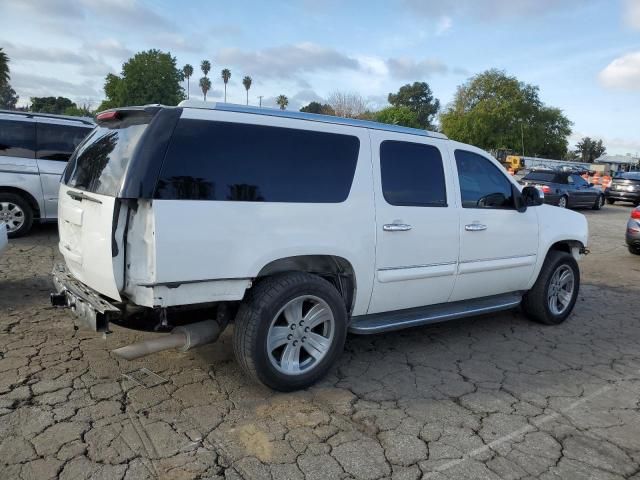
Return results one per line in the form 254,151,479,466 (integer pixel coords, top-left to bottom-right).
182,64,194,99
0,48,10,86
200,60,211,77
199,77,211,101
242,76,252,105
221,68,231,102
276,95,289,110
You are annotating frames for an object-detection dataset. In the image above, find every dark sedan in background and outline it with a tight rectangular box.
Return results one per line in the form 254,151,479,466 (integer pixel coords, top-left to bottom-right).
520,170,605,209
605,172,640,206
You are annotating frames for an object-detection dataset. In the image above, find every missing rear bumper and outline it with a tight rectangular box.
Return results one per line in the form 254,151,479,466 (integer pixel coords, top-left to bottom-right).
50,263,122,332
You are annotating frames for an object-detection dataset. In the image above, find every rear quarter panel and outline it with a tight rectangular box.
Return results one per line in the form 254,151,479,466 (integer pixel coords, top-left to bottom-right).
150,110,376,316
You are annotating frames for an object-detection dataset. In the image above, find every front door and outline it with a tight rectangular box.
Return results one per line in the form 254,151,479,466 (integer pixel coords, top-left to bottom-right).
369,132,459,314
450,149,539,302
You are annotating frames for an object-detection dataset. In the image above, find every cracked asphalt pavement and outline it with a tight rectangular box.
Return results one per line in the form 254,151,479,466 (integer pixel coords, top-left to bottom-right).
1,205,639,480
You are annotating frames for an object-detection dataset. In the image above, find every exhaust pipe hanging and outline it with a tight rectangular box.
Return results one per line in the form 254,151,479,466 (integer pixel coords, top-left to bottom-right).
112,320,221,361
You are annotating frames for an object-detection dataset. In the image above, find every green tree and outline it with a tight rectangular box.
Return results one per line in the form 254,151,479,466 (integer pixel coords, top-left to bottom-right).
575,137,606,163
30,96,75,114
199,76,211,101
388,82,440,130
300,101,335,115
98,50,184,111
276,94,288,110
182,64,194,99
0,48,9,86
0,83,18,109
201,60,211,77
375,105,421,129
221,68,231,102
242,75,252,105
440,69,572,159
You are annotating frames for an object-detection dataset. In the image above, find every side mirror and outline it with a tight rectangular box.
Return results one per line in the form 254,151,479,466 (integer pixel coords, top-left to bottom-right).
513,184,527,212
521,185,543,208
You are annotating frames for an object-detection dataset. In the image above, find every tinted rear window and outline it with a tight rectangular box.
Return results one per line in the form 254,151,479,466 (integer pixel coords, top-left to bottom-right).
63,115,150,196
380,140,446,206
523,171,559,182
155,120,360,202
0,119,35,159
37,123,92,162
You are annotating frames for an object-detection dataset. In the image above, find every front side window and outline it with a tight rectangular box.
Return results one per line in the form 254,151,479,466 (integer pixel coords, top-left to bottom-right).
0,120,36,159
37,123,92,161
380,140,446,207
155,120,360,202
455,150,515,209
571,174,588,187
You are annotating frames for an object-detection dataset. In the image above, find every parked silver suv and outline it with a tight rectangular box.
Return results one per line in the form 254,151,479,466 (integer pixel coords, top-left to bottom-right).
0,110,94,237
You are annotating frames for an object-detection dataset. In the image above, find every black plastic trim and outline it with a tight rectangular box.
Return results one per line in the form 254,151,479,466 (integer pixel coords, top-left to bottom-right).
118,107,183,199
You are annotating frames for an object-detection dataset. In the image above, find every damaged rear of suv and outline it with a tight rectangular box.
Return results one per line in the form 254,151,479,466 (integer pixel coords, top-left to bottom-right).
53,101,588,391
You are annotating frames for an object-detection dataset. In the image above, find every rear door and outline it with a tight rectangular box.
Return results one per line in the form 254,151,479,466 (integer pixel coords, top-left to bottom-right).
35,120,93,219
58,111,153,300
369,132,459,313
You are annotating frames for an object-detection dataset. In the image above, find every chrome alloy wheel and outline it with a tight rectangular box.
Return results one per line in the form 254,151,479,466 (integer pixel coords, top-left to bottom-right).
557,196,567,209
267,295,335,375
0,201,25,233
547,265,575,315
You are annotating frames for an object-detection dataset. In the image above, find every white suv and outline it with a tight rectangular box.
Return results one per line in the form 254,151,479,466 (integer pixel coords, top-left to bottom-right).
51,101,588,391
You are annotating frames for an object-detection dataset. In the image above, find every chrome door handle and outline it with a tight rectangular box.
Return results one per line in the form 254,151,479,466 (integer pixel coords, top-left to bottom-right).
383,224,412,232
465,223,487,231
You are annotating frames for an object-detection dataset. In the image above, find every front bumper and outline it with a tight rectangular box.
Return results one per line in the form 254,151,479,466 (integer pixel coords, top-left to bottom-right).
50,263,122,332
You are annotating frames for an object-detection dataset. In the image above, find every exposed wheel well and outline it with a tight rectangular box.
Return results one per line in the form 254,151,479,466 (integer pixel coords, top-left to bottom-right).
255,255,356,313
548,240,585,260
0,187,41,220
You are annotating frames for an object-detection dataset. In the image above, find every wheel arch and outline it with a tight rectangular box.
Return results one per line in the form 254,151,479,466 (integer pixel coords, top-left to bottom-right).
255,255,357,314
0,186,41,220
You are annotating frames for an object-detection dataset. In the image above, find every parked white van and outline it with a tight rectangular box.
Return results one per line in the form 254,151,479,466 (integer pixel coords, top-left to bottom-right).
51,101,588,391
0,111,94,237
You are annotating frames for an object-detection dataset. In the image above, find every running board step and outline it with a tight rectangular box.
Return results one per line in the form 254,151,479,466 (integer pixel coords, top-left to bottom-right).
349,292,523,334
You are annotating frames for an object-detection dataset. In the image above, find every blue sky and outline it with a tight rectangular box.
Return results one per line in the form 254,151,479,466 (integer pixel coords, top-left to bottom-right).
2,0,639,154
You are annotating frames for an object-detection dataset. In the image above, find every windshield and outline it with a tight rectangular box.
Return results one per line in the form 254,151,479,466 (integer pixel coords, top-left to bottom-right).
618,172,640,180
63,115,150,196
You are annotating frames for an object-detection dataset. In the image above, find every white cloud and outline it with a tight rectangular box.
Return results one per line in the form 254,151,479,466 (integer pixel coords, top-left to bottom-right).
599,51,640,90
385,57,448,79
403,0,584,20
436,16,452,35
625,0,640,29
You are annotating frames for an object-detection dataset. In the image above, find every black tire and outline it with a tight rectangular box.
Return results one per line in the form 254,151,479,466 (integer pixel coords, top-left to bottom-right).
233,272,347,391
522,251,580,325
592,195,605,210
629,245,640,256
606,198,615,205
557,195,568,209
0,193,34,238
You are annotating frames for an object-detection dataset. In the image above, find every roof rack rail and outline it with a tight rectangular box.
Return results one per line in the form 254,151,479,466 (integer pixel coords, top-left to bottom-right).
0,109,95,126
177,100,448,140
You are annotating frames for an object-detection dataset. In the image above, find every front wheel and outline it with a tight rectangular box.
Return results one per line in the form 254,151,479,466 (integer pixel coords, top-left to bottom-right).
606,198,615,205
522,251,580,325
592,195,605,210
233,272,347,391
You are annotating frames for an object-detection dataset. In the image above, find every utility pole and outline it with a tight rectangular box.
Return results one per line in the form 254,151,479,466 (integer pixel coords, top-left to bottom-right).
258,96,263,108
520,122,525,156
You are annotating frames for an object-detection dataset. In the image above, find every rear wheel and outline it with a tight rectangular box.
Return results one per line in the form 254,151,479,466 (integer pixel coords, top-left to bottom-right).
629,245,640,256
606,198,615,205
0,193,34,238
233,272,347,391
592,195,605,210
557,195,568,209
522,251,579,325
